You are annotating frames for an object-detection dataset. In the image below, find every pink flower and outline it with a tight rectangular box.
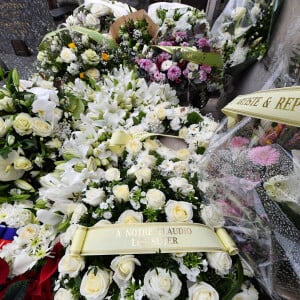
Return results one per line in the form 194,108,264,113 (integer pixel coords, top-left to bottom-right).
197,37,209,48
138,58,153,71
230,136,249,148
159,41,173,46
247,145,280,166
153,70,166,82
167,65,181,81
199,70,207,82
180,42,189,47
175,31,187,42
200,65,212,74
183,68,189,78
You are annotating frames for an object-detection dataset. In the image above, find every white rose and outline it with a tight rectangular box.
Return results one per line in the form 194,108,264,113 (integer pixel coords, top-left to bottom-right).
31,117,52,137
165,200,193,222
83,188,105,206
17,224,39,244
54,288,75,300
117,210,143,224
200,204,225,228
14,157,32,171
161,60,174,71
187,62,199,72
143,268,182,300
105,168,121,181
126,139,143,155
90,3,112,16
135,168,151,185
146,188,166,209
168,177,194,195
113,184,130,202
85,13,98,27
232,283,259,300
173,161,189,176
13,113,32,135
58,253,85,278
81,49,99,65
80,267,112,300
111,255,141,288
60,47,76,63
70,203,88,224
188,281,219,300
206,252,232,276
85,68,100,80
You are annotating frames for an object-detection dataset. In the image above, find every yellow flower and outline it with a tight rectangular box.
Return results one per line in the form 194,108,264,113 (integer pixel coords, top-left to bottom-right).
101,52,109,61
68,42,76,49
79,72,85,79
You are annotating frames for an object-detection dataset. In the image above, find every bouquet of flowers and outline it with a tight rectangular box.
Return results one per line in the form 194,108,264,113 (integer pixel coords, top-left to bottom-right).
200,116,300,299
0,65,261,299
136,2,224,109
36,0,135,87
210,0,283,75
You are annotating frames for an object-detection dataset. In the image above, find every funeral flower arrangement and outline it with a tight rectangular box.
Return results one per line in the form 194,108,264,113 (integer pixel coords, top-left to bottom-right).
211,0,283,74
200,116,300,299
0,65,260,300
36,0,136,87
136,3,223,109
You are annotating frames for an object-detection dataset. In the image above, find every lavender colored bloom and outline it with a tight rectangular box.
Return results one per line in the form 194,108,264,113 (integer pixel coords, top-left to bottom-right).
175,31,187,42
180,42,189,47
153,70,166,82
157,52,171,61
159,41,173,46
200,65,212,74
167,65,181,81
199,70,207,82
183,68,189,78
197,37,209,48
138,58,153,71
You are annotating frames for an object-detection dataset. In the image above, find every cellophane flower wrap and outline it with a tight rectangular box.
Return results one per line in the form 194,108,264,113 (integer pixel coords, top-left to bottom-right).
211,0,283,75
200,116,300,300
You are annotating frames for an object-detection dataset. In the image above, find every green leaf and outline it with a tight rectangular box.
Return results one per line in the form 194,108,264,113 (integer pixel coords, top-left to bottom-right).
154,45,224,67
70,26,117,49
11,68,20,90
9,194,31,201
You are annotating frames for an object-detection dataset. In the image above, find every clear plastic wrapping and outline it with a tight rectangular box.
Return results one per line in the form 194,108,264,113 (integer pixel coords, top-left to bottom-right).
201,117,300,299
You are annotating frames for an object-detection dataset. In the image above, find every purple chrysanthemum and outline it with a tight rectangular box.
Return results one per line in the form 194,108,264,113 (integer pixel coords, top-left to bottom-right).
137,58,153,71
247,145,280,166
167,65,181,81
197,37,209,48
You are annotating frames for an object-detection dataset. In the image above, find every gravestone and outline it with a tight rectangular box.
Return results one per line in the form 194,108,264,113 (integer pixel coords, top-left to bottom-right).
0,0,56,55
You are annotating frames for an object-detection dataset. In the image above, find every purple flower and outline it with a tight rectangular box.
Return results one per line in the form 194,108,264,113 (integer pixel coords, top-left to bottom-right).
175,31,187,42
230,136,249,148
200,65,212,74
247,145,280,166
180,42,189,47
137,58,153,71
197,37,209,49
153,70,166,82
183,68,189,78
159,41,173,46
199,70,207,82
167,65,181,81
